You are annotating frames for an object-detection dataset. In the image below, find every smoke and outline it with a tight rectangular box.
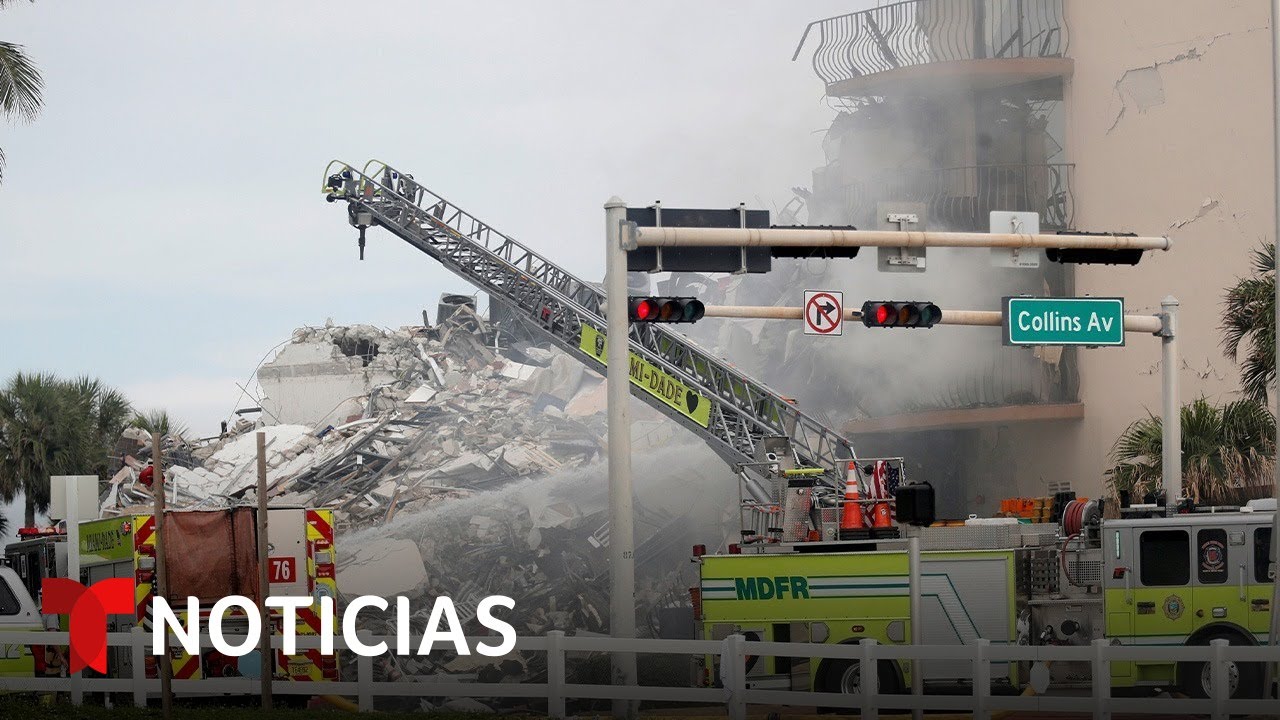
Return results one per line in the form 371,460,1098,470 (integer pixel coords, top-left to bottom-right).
651,88,1071,516
340,438,738,635
663,89,1070,424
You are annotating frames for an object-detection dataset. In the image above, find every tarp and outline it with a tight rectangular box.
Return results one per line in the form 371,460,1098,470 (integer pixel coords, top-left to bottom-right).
162,509,259,603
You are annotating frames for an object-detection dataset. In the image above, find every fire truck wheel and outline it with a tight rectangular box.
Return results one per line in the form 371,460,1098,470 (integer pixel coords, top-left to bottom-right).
817,658,902,697
1179,634,1264,700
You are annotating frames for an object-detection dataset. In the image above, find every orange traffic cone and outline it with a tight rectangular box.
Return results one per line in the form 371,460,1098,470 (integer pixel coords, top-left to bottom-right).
870,460,893,529
840,462,865,530
871,502,894,528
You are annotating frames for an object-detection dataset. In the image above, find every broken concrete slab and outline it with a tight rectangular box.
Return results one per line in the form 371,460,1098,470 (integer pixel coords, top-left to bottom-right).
337,538,428,597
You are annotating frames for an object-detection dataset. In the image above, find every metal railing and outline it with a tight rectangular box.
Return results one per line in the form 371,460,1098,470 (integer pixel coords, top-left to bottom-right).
834,163,1075,232
2,629,1277,718
794,0,1068,89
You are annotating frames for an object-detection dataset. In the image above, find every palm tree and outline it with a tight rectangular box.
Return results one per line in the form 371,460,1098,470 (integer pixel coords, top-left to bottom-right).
0,372,88,525
67,376,134,479
1222,242,1275,404
1106,397,1275,505
0,1,44,183
130,409,189,440
0,373,134,526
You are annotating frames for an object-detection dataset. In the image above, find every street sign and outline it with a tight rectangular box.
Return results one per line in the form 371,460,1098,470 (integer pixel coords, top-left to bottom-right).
990,211,1041,269
804,290,843,336
1003,297,1125,347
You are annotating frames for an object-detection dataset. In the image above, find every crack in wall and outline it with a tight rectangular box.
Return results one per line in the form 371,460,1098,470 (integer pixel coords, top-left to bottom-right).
1170,197,1221,229
1137,358,1229,381
1105,27,1266,135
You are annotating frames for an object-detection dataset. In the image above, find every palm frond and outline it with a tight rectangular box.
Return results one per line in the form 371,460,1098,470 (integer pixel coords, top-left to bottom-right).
0,40,43,122
130,409,189,440
1106,396,1275,503
1221,241,1276,403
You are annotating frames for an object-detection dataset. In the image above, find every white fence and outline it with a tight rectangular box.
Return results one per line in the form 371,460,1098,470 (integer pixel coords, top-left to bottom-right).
0,629,1277,719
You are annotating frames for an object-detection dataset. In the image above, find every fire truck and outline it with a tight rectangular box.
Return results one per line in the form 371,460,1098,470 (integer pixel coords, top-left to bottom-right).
1,507,340,686
0,566,42,679
692,466,1278,701
319,161,1277,699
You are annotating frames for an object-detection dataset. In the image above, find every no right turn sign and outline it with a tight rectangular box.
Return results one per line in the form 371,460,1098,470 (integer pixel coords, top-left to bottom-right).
803,290,843,336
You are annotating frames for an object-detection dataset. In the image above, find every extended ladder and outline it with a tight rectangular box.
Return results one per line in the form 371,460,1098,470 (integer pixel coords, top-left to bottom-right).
322,161,859,490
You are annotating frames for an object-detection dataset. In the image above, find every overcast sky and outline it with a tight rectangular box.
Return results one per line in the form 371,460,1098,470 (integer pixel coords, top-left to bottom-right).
0,0,865,446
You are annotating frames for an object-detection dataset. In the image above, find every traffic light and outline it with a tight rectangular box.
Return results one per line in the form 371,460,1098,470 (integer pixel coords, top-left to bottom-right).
1048,231,1145,265
860,301,942,328
628,296,705,323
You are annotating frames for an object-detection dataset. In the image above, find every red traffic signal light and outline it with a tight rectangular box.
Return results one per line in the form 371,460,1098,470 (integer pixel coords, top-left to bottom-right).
629,297,659,321
861,301,941,329
629,296,705,323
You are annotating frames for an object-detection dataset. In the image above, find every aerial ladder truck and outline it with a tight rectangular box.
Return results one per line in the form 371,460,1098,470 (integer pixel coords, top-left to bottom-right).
322,162,1278,704
321,161,882,516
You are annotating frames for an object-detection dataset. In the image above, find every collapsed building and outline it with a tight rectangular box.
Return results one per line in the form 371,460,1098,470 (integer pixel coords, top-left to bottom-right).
101,299,736,710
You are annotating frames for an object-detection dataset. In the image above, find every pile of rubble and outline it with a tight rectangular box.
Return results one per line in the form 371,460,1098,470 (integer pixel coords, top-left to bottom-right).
104,305,618,526
101,300,737,701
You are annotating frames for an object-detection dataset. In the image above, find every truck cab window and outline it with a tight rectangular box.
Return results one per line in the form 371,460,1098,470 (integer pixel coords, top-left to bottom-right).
1256,528,1275,583
0,579,21,616
1140,530,1189,586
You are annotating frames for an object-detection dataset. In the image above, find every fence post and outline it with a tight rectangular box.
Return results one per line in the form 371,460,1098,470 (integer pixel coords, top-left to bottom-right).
70,667,83,706
1091,639,1110,720
973,638,990,720
356,631,374,712
131,627,148,707
859,638,878,720
1210,638,1228,720
546,630,566,719
726,633,747,720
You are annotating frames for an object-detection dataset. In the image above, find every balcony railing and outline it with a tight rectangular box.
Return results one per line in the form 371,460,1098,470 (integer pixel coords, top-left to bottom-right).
794,0,1068,88
831,162,1074,232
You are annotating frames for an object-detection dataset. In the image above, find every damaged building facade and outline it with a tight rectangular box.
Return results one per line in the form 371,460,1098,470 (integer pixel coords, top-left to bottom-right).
784,0,1273,513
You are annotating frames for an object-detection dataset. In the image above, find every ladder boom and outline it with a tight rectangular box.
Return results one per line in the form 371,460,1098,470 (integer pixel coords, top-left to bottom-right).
324,161,859,487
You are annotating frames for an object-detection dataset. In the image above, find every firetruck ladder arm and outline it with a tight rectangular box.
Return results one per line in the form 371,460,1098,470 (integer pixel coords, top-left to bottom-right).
324,161,858,488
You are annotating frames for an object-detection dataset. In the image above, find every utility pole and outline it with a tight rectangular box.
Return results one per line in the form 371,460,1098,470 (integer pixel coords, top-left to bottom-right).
256,432,272,709
1160,297,1181,509
152,433,173,720
1268,0,1280,695
604,197,638,717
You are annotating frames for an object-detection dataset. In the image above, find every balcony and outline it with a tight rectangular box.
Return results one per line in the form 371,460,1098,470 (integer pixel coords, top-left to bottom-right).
827,162,1075,232
794,0,1070,98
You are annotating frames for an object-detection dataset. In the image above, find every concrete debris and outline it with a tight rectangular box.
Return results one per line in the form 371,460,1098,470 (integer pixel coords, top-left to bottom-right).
337,538,428,597
103,309,621,525
98,302,736,709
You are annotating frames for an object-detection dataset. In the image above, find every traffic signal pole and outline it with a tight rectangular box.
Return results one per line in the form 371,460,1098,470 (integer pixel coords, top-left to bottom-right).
604,197,639,718
625,225,1171,252
702,304,1165,333
700,301,1182,507
1160,297,1182,511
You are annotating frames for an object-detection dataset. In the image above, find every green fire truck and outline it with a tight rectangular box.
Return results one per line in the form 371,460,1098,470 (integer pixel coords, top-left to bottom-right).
694,493,1277,700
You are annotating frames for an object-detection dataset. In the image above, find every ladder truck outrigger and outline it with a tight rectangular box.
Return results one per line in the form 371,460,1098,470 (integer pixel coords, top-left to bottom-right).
322,161,1277,704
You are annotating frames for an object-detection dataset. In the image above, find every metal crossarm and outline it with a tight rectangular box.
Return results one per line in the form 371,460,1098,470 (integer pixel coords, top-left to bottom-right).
322,161,858,488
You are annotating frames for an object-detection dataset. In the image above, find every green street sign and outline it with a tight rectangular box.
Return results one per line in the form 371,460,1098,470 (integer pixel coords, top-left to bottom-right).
1003,297,1125,347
